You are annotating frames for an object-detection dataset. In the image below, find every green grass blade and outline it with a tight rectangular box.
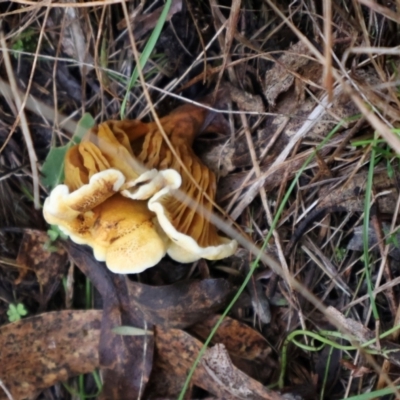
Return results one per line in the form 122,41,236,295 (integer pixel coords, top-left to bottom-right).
120,0,172,119
363,135,379,321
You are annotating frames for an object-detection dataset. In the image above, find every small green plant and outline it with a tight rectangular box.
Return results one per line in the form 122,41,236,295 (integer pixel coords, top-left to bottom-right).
7,303,28,322
334,246,346,262
43,225,68,252
11,29,37,57
384,227,400,248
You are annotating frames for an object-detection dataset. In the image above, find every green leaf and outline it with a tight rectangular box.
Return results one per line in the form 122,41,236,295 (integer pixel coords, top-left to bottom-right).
41,113,95,189
16,303,28,316
112,325,153,336
7,303,28,322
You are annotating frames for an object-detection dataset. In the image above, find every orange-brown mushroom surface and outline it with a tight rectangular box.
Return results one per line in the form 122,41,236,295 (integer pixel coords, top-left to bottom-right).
43,104,237,273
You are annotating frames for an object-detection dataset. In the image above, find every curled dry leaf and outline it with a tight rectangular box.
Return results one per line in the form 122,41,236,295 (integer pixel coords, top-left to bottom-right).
44,104,237,273
190,314,274,384
201,142,235,178
127,278,234,329
224,82,265,113
0,310,101,400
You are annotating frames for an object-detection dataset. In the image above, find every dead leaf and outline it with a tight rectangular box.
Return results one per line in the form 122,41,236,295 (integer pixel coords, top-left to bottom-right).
191,315,272,363
348,223,400,260
274,91,359,138
48,3,94,75
190,314,275,384
318,164,399,212
66,242,154,400
16,229,68,309
225,82,265,113
0,310,101,400
201,343,289,400
264,41,318,107
201,142,235,178
127,277,234,329
149,327,288,399
326,307,400,368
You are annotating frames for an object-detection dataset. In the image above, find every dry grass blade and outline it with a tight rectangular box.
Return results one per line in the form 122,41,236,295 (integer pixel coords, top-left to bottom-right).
0,32,40,209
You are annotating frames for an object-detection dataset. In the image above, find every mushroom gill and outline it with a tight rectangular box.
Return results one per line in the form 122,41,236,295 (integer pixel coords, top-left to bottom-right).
118,103,238,262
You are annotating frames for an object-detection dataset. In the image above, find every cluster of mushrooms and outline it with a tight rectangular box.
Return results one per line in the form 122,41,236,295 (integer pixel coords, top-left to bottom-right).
43,104,238,273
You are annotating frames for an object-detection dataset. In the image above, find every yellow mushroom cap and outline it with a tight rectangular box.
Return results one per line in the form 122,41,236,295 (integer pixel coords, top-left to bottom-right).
86,195,167,274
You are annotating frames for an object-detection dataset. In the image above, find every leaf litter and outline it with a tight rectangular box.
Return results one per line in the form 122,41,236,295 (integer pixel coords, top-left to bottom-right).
2,1,400,399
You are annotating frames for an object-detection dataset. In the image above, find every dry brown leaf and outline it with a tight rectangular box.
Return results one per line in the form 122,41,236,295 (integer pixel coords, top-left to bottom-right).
127,278,234,329
16,229,68,308
67,243,154,400
190,314,275,383
224,82,265,113
0,310,101,400
201,142,235,178
318,164,399,212
48,3,94,75
201,343,289,400
150,327,289,399
264,41,319,107
191,315,272,363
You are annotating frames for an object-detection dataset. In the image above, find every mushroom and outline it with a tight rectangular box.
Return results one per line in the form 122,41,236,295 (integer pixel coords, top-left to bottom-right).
43,143,168,274
118,103,238,262
44,103,237,273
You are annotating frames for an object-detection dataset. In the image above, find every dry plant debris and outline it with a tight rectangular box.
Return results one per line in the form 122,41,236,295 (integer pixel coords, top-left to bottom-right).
4,0,400,399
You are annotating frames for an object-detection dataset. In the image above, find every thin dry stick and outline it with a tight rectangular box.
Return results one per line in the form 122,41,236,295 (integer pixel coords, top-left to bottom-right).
213,0,241,95
11,0,124,7
225,117,288,212
0,33,40,209
323,0,333,101
0,379,13,400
